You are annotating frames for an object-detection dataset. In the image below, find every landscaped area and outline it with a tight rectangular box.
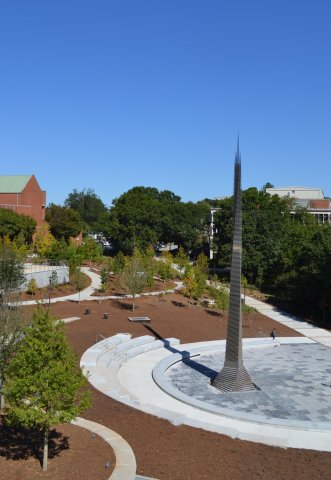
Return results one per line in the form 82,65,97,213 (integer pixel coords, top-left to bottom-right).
1,278,331,479
0,195,331,479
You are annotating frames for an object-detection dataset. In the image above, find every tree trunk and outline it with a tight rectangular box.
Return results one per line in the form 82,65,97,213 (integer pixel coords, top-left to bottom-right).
132,294,135,312
0,378,4,409
0,393,5,410
42,427,49,471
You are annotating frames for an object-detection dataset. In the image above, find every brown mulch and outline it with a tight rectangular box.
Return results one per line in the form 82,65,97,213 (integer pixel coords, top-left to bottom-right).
0,416,115,480
2,292,331,479
20,273,91,302
91,277,177,296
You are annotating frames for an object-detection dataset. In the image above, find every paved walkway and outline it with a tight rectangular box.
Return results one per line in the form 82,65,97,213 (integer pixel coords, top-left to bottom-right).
244,295,331,348
72,417,137,480
20,267,183,305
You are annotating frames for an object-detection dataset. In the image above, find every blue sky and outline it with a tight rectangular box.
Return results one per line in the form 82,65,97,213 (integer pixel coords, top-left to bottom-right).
1,0,330,206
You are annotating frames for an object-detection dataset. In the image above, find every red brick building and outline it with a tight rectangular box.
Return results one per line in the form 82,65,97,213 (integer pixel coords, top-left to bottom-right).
0,175,46,229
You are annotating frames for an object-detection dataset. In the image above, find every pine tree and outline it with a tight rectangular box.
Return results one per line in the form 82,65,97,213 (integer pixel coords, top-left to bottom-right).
3,307,91,471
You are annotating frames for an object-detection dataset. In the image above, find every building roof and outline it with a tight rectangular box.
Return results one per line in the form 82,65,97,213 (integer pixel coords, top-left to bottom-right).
0,175,32,193
267,187,322,191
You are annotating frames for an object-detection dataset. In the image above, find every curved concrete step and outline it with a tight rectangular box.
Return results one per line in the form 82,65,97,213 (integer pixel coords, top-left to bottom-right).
106,337,180,368
81,333,132,368
81,335,181,410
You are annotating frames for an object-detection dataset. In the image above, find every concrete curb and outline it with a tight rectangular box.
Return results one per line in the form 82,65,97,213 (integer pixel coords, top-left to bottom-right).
72,416,137,480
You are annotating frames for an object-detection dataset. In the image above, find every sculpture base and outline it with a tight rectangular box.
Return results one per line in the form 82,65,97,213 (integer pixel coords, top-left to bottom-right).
211,362,258,392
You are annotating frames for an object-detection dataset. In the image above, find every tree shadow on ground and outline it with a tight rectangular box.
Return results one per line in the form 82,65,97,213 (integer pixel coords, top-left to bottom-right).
171,300,187,308
111,299,133,311
0,419,69,466
204,309,224,317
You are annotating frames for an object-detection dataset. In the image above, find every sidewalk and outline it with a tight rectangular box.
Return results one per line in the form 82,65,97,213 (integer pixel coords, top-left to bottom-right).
245,295,331,348
20,267,183,306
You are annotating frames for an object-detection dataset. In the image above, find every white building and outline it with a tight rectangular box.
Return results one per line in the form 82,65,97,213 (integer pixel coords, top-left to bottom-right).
266,186,331,224
266,187,324,200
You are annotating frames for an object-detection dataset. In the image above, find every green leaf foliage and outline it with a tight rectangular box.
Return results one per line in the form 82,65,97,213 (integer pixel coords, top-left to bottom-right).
3,307,91,431
0,208,36,243
123,250,147,310
64,188,109,234
45,204,82,241
0,242,25,294
212,186,331,326
108,187,210,254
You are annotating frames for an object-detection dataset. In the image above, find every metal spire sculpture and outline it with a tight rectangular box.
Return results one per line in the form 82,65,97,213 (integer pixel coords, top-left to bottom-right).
212,140,256,392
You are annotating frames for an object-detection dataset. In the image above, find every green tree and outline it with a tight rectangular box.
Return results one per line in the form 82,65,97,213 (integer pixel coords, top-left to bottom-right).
174,246,190,277
207,284,229,312
3,308,91,471
108,187,210,254
213,187,291,285
123,251,147,311
142,247,157,288
49,270,59,288
33,224,56,258
196,252,209,275
26,278,37,295
275,222,331,326
157,251,175,282
46,237,70,262
100,267,109,293
110,251,125,295
45,204,82,241
166,201,210,252
0,208,36,243
78,237,102,266
0,242,25,295
70,267,86,301
64,188,109,233
0,242,27,409
183,264,207,305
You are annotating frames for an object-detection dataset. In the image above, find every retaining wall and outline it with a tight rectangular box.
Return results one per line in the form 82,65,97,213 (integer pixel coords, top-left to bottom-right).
22,265,69,290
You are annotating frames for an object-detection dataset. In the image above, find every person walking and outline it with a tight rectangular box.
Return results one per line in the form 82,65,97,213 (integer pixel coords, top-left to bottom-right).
270,328,276,340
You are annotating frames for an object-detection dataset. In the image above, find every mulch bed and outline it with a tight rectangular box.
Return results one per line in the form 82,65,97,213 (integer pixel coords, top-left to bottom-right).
2,292,331,479
20,274,91,302
0,416,115,480
91,276,177,296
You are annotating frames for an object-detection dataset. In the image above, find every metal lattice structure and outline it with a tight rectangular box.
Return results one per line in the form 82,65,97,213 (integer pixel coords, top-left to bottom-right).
212,142,257,392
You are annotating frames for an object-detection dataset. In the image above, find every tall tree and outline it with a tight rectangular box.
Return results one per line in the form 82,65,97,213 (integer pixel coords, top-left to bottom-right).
108,186,209,254
213,187,291,285
0,242,27,408
45,204,82,241
0,208,36,242
64,188,109,233
3,308,91,471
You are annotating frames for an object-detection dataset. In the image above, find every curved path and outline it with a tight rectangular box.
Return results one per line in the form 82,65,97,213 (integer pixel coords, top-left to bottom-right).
20,267,183,305
72,417,137,480
21,267,331,351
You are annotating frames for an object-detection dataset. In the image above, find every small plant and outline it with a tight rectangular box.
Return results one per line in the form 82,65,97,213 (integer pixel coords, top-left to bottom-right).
100,267,108,293
70,267,86,294
49,270,58,288
26,278,37,296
